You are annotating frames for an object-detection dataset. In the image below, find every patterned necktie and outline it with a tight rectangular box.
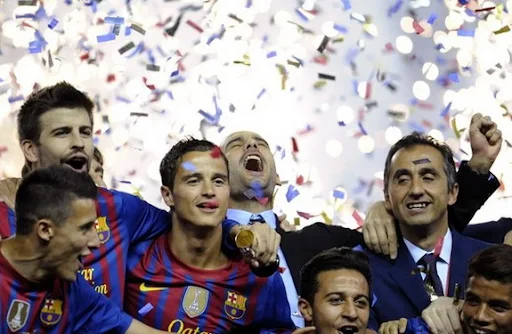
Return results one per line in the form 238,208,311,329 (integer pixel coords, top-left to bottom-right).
250,214,265,224
419,253,444,298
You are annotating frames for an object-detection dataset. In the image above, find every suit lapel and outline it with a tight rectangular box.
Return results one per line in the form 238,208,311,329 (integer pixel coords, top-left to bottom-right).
389,241,432,314
446,231,467,297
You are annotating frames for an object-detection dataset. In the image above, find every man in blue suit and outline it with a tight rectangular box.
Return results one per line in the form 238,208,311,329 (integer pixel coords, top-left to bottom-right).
365,132,491,331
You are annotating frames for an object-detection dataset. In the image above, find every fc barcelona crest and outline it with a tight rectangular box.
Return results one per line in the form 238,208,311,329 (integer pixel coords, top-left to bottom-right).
40,299,63,326
95,217,110,244
182,286,209,318
224,291,247,320
6,299,30,332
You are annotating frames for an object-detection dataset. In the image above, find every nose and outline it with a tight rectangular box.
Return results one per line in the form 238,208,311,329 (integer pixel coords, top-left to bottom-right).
201,181,215,197
245,138,258,150
341,300,358,322
473,304,492,326
71,130,85,149
409,176,425,198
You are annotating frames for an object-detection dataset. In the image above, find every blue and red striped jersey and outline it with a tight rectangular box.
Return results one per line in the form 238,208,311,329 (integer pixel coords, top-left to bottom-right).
0,188,171,308
0,248,133,334
0,202,16,239
124,234,295,333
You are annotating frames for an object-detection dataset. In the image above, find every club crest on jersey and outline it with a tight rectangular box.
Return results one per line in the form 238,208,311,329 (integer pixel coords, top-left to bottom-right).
6,299,30,332
182,286,209,318
224,291,247,320
95,217,110,243
40,298,63,326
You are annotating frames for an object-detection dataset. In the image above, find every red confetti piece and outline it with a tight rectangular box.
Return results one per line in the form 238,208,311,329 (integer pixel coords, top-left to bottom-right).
106,74,116,83
210,146,222,158
291,137,299,153
278,267,286,274
313,55,328,65
297,211,315,219
79,53,90,61
296,175,304,185
257,197,269,206
384,42,394,52
365,82,372,99
412,20,425,34
142,77,155,90
352,210,364,227
186,19,203,33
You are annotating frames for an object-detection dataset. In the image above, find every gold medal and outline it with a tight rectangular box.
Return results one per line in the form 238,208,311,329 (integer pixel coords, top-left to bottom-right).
235,229,254,249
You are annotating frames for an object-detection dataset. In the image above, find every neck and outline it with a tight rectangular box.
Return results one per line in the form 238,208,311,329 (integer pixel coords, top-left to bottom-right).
229,197,272,213
0,236,50,282
400,216,449,251
168,216,228,270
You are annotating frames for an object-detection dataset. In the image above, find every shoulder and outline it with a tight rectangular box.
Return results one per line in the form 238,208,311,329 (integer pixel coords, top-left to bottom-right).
453,230,492,253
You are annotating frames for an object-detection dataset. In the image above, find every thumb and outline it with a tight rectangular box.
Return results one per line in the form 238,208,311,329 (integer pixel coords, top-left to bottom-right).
278,214,287,222
292,326,316,334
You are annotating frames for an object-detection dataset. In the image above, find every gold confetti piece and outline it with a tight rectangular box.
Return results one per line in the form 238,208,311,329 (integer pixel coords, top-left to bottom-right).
130,23,146,35
293,217,300,226
451,117,462,139
287,60,301,67
493,26,510,35
321,211,332,224
235,229,254,248
118,41,135,55
234,60,251,66
18,0,37,5
314,80,327,89
146,64,160,71
332,37,345,43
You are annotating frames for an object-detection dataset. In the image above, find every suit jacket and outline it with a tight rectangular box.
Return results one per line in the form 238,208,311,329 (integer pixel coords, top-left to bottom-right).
365,230,490,330
276,218,363,291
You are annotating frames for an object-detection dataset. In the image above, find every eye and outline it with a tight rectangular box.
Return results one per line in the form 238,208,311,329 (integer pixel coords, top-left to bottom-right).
423,174,435,182
355,299,368,308
329,298,342,305
214,178,226,185
187,179,199,184
82,129,92,136
397,177,409,185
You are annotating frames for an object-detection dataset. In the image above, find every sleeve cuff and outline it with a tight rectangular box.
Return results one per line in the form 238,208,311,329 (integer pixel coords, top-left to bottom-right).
458,161,500,197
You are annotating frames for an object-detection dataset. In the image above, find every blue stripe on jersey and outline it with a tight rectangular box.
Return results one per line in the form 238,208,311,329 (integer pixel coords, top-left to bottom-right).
154,252,174,328
197,279,215,330
7,208,15,236
136,246,158,321
213,265,239,332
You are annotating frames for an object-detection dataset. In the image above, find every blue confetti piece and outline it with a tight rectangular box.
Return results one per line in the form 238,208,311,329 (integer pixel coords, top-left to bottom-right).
171,70,180,77
125,26,131,35
249,181,264,198
35,6,47,20
387,0,403,17
93,137,99,145
341,0,351,10
427,13,438,24
97,33,116,43
358,122,368,136
266,50,277,58
34,30,47,46
440,102,452,117
465,8,476,17
147,49,156,64
338,121,346,126
105,16,124,24
295,8,309,22
345,48,359,64
138,303,153,316
257,89,266,99
181,161,196,171
408,121,426,133
333,24,348,33
291,55,304,66
352,80,359,95
198,110,217,124
457,29,475,37
285,185,300,202
48,18,59,29
116,96,132,103
352,244,363,251
166,90,174,100
8,95,24,103
15,14,36,19
448,72,459,83
332,189,345,199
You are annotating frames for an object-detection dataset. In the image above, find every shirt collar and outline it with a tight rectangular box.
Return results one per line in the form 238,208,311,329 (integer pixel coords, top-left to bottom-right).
403,229,452,264
227,209,277,229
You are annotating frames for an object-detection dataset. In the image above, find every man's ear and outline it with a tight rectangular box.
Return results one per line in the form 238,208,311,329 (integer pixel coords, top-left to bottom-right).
447,183,459,206
160,185,174,207
20,139,39,164
298,297,314,323
36,219,55,242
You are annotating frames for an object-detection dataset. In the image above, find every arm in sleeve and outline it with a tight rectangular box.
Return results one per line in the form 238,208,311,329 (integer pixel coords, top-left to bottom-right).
463,218,512,244
300,223,364,249
119,191,171,242
221,219,241,255
71,275,133,333
257,274,296,331
449,161,500,232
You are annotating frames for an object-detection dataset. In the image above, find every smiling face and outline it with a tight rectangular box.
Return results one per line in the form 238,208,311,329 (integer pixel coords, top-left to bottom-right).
384,144,458,230
300,269,370,334
462,276,512,334
21,107,94,174
160,151,230,229
221,131,277,199
42,198,100,282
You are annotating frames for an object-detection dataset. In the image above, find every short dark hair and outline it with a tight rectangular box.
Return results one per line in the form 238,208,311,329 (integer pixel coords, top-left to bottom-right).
383,132,457,195
93,147,104,165
15,166,97,235
159,137,229,189
300,247,372,304
467,245,512,285
17,82,94,144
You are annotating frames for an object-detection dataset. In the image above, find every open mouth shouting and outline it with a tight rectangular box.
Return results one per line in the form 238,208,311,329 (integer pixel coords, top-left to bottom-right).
243,154,263,174
63,154,89,173
196,201,220,213
469,326,497,334
338,325,359,334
